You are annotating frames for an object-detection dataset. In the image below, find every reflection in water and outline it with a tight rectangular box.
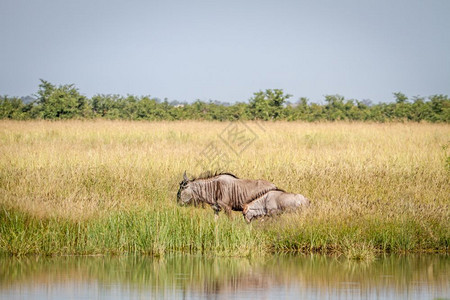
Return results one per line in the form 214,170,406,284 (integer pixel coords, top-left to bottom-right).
0,254,449,299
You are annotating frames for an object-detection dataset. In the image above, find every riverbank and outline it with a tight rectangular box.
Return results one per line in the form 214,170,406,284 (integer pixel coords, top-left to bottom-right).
0,121,448,256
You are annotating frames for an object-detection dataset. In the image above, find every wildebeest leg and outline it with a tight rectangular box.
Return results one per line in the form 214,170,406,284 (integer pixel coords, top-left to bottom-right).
217,200,232,217
216,188,232,218
266,196,279,217
212,203,221,220
212,203,221,212
211,202,231,219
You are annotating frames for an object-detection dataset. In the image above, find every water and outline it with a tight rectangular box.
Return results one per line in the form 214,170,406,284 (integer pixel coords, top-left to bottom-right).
0,254,448,299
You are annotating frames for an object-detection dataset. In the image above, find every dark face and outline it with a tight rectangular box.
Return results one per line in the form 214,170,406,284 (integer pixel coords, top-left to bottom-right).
177,179,186,203
177,179,194,205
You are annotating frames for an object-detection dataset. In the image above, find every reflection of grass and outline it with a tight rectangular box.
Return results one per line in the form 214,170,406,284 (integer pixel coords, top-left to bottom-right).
1,255,449,296
0,120,449,256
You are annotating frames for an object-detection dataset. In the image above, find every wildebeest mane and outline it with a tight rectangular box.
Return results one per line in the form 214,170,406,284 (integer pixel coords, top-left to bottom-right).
191,171,239,181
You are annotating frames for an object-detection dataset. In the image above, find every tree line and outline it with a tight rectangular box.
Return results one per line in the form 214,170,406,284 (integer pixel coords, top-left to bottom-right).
1,80,449,122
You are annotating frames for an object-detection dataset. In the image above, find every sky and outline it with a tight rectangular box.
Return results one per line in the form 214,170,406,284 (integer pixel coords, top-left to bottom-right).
1,0,449,103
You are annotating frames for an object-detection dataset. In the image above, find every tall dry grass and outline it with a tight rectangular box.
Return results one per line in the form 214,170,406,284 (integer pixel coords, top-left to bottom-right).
0,120,448,256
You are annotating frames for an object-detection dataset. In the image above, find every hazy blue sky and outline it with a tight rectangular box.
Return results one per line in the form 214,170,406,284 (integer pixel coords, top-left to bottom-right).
1,0,449,103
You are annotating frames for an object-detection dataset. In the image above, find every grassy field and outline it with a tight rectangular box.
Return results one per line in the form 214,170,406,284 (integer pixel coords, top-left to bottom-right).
0,120,449,257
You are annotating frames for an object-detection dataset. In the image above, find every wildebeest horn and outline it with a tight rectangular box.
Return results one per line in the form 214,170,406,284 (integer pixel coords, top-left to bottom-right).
183,171,188,181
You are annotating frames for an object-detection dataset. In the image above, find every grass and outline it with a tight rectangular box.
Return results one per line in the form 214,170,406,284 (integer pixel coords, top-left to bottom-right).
0,120,449,257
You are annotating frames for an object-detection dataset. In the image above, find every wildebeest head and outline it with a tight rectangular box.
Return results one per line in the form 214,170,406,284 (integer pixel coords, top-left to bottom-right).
177,171,194,205
242,203,264,223
242,204,251,223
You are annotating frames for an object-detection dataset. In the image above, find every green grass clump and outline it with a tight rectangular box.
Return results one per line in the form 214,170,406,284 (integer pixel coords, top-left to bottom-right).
0,207,265,257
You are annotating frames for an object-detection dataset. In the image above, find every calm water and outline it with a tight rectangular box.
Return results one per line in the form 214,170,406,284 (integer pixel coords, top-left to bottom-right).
0,254,448,300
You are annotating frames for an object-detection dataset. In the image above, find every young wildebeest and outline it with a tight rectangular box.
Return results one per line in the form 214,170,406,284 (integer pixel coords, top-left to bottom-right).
177,171,277,217
242,190,310,223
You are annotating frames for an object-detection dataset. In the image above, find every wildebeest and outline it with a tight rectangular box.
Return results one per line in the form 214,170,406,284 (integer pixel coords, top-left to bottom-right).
242,190,310,223
177,171,277,217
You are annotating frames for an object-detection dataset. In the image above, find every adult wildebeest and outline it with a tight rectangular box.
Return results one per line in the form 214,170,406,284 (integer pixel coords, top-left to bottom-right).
177,171,277,217
242,190,310,223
